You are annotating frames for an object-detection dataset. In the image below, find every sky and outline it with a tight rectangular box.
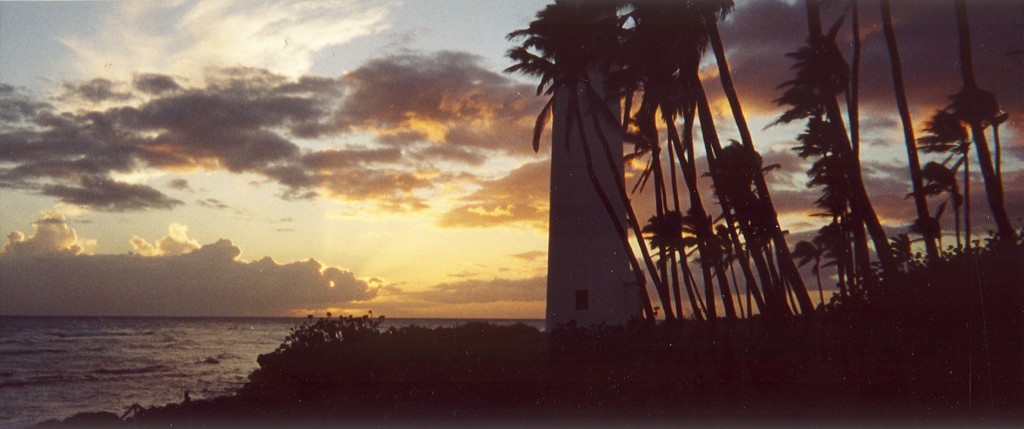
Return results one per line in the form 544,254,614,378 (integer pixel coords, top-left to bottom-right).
1,0,1021,318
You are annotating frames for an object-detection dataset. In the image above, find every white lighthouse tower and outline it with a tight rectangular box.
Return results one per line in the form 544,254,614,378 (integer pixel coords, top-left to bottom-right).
545,74,641,332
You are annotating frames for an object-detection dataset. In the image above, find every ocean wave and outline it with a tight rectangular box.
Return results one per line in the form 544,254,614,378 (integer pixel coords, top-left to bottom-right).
0,348,68,356
0,373,95,389
46,330,157,338
93,365,169,376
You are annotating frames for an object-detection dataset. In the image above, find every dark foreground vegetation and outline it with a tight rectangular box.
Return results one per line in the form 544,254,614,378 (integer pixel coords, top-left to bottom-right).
37,238,1022,428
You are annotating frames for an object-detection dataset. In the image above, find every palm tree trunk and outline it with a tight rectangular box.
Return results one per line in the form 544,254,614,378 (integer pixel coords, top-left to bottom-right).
666,140,686,320
846,4,880,290
694,120,768,315
881,0,939,259
667,105,737,320
954,191,962,249
814,261,824,307
849,0,862,157
703,15,814,314
964,149,971,249
804,0,899,277
670,252,684,320
682,261,707,319
650,120,676,319
993,124,1002,180
729,260,744,318
954,0,1014,237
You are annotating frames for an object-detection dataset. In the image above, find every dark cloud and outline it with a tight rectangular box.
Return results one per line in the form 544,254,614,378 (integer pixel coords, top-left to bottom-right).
133,73,182,95
0,84,50,125
60,78,132,103
508,250,546,262
715,0,1022,133
197,198,231,210
41,176,183,211
0,52,545,214
334,51,544,155
167,178,190,190
0,216,380,316
439,161,550,229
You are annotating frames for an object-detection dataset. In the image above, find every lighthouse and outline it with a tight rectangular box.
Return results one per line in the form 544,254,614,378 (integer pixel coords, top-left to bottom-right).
545,73,642,332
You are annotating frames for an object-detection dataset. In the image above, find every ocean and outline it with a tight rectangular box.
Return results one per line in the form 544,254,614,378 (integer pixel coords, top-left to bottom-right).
0,316,543,428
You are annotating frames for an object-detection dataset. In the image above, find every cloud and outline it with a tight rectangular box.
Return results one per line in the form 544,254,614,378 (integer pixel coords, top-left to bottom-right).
59,78,132,104
333,51,544,155
40,175,184,211
1,211,95,257
61,0,391,82
508,250,546,262
0,216,381,316
439,161,550,229
0,51,544,215
133,73,183,95
129,223,200,257
167,178,191,190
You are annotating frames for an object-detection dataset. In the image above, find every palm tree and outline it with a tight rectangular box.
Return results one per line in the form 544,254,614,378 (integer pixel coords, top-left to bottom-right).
920,161,962,249
844,0,877,291
506,1,659,319
814,221,853,299
777,0,898,279
879,0,939,259
919,111,972,248
643,210,703,319
792,240,825,307
952,0,1014,238
698,0,815,316
612,1,741,319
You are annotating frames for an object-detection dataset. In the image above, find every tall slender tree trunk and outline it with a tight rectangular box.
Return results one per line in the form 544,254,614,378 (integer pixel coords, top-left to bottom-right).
814,260,824,306
669,101,737,320
847,2,879,289
704,15,815,314
954,0,1014,237
683,261,707,319
880,0,939,259
804,0,898,277
666,140,686,320
850,0,862,157
964,149,972,249
954,191,962,249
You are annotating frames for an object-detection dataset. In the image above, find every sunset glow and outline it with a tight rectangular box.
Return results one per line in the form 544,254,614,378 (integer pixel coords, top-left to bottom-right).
1,0,1020,318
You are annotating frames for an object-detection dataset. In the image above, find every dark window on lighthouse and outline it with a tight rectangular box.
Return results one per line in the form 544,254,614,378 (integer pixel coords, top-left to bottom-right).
575,289,589,311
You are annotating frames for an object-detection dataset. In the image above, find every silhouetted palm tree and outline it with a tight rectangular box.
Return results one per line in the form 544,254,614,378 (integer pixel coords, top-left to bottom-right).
952,0,1014,237
614,0,741,319
880,0,939,259
698,0,814,316
920,111,972,248
643,210,703,319
921,161,962,249
777,0,898,279
792,240,825,307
